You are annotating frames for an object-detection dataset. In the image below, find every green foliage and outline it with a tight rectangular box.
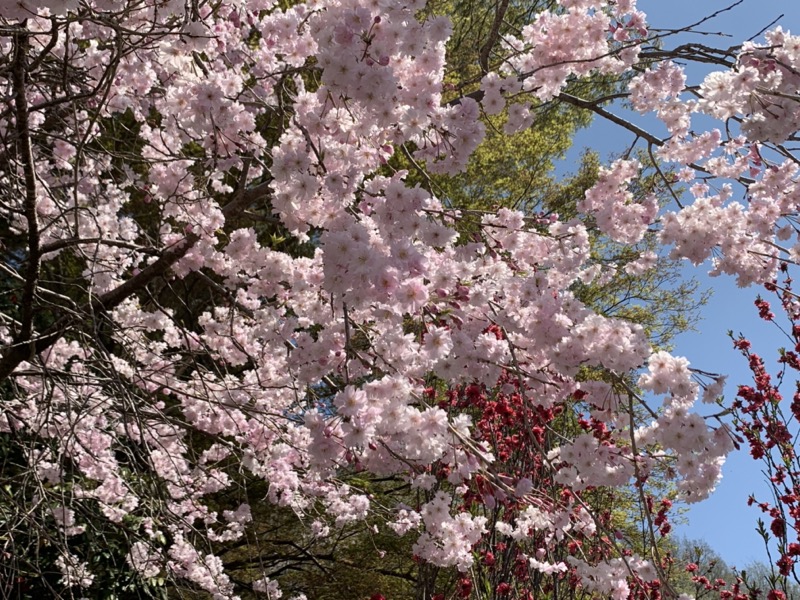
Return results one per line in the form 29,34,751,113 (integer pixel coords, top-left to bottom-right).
431,107,593,215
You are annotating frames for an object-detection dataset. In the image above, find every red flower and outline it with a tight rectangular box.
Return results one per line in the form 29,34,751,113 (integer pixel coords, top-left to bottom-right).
777,554,794,576
770,517,786,537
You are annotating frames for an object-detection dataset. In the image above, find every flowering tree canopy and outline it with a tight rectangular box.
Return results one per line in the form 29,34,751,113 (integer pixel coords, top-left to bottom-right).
0,0,799,598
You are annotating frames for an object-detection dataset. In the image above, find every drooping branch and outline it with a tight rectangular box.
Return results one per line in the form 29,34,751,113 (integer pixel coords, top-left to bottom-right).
557,91,666,147
557,91,757,186
0,179,274,384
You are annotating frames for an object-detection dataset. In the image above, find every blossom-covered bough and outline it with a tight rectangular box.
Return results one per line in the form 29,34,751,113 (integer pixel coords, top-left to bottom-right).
0,0,797,598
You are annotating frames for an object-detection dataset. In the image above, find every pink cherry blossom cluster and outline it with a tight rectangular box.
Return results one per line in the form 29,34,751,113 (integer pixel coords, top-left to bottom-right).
503,0,645,102
414,491,488,570
579,159,659,244
699,28,800,144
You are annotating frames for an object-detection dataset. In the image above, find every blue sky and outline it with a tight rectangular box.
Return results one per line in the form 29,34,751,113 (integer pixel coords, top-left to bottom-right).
560,0,800,569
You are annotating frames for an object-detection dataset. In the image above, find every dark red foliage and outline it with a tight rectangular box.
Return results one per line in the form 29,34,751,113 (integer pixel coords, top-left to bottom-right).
729,276,800,592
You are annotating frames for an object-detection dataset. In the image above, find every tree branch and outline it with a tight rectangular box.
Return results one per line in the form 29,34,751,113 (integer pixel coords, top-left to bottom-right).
479,0,510,75
0,179,274,383
12,24,39,353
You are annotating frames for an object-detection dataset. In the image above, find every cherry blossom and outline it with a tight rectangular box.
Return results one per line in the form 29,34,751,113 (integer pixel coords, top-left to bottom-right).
3,0,800,598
